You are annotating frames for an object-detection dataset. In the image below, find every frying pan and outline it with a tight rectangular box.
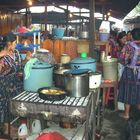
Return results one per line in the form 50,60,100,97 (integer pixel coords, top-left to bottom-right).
38,87,67,101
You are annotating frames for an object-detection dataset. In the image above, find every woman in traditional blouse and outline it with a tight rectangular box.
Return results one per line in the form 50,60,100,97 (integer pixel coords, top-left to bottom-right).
118,28,140,120
0,39,22,74
109,31,127,59
0,38,31,134
0,37,32,75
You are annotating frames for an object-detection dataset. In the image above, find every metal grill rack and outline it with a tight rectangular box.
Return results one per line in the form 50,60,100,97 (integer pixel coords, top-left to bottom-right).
12,91,90,107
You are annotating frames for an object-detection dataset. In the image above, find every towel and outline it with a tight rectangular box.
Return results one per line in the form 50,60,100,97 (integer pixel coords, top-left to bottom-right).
24,58,38,80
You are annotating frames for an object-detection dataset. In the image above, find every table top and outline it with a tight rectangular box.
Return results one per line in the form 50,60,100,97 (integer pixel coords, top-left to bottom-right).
100,81,118,88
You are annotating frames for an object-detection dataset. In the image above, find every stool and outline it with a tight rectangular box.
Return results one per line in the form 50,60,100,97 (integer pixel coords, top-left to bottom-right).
100,81,118,111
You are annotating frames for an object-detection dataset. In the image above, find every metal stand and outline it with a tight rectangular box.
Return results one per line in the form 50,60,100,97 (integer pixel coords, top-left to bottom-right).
10,90,101,140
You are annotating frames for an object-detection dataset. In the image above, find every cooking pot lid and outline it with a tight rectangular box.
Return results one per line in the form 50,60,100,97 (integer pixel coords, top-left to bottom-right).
102,58,118,63
70,57,96,64
64,69,89,75
54,68,70,74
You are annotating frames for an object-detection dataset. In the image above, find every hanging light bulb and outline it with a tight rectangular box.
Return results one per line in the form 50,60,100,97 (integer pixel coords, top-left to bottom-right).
27,0,33,6
69,13,73,18
28,0,33,6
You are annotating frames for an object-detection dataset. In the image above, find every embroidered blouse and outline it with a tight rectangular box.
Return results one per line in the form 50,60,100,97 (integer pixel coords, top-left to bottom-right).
119,41,140,79
0,49,22,75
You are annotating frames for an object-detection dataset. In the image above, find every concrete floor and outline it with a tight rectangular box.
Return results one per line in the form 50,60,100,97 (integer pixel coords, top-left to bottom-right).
99,102,140,140
100,109,128,140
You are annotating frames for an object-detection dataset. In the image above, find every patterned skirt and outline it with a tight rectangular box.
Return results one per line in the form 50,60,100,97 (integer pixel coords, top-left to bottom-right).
118,67,140,105
0,72,23,123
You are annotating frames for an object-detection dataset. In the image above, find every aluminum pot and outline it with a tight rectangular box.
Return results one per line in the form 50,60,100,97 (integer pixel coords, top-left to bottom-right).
64,69,89,97
53,64,70,88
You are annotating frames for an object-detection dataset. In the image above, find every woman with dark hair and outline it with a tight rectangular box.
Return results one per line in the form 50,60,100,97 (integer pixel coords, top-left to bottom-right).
127,30,132,42
110,31,127,58
0,38,21,75
0,37,32,135
116,31,127,57
0,37,32,75
118,28,140,120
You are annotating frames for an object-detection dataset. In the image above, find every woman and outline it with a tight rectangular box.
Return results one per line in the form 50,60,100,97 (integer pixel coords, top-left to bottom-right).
0,38,31,135
0,38,32,75
0,39,22,74
108,30,118,57
127,30,132,42
110,31,127,58
118,28,140,120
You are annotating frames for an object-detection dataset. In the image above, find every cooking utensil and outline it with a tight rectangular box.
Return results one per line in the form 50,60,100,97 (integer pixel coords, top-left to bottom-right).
38,87,67,101
53,63,70,88
24,60,53,92
64,69,89,97
70,57,96,72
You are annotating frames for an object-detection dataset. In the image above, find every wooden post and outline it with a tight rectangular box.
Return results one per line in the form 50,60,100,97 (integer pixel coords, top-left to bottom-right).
45,5,47,31
89,0,95,58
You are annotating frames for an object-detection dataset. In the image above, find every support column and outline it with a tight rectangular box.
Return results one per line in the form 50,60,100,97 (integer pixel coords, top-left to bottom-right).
65,5,69,36
45,5,47,31
89,0,95,58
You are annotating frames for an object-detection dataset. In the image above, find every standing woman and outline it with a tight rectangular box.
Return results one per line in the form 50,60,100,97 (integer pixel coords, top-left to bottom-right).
118,28,140,120
0,37,31,135
0,37,32,74
127,30,132,42
2,38,22,73
110,31,127,58
116,31,127,58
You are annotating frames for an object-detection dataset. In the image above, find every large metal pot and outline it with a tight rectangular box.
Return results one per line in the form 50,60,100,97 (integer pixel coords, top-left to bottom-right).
53,64,70,88
64,69,89,97
24,60,53,92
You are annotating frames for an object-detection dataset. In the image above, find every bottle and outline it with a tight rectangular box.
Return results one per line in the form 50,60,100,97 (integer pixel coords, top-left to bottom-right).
31,119,41,134
18,121,28,139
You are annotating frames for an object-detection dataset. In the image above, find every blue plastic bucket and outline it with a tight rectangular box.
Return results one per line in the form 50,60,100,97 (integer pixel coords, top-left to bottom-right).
99,33,109,41
52,28,65,39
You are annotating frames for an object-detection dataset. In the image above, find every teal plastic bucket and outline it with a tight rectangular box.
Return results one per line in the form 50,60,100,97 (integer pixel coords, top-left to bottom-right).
52,28,65,39
99,33,109,41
